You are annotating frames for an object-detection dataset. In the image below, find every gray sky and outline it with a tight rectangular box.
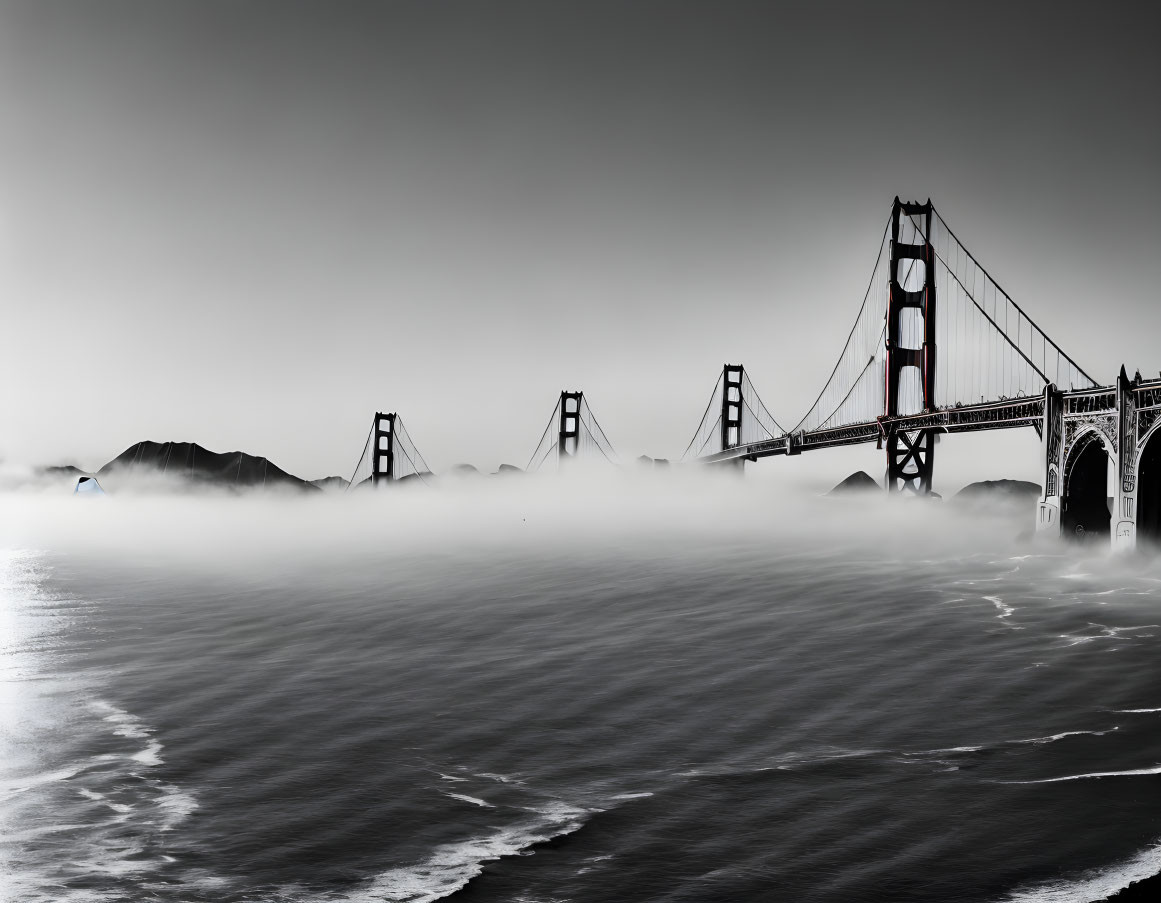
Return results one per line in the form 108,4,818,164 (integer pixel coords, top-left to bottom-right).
2,1,1158,482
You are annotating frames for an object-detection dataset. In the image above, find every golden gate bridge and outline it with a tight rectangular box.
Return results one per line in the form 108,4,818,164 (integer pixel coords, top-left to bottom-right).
346,198,1161,551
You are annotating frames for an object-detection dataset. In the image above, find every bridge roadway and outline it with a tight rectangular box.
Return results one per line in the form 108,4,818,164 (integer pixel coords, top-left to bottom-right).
700,387,1082,464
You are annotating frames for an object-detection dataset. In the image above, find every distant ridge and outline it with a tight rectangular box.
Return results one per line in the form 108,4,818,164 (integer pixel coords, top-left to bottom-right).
41,464,89,479
99,441,318,492
954,479,1040,501
311,476,350,492
827,471,881,496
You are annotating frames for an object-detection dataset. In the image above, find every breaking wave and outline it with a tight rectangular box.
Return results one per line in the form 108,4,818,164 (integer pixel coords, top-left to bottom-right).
1002,765,1161,784
307,800,594,903
998,839,1161,902
0,551,202,901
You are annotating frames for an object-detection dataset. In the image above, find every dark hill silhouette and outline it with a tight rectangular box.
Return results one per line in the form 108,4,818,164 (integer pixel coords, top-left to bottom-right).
827,471,881,495
99,441,318,492
1105,874,1161,901
954,479,1040,502
42,464,89,479
311,476,350,492
346,473,432,489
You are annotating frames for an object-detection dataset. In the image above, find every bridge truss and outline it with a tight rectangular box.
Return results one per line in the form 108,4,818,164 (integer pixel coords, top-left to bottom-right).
337,198,1160,548
681,198,1161,548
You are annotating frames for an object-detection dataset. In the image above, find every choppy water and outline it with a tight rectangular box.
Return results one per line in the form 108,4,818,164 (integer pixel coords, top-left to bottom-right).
3,484,1161,902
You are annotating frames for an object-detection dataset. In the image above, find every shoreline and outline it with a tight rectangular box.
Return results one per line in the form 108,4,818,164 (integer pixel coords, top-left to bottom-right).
1105,873,1161,901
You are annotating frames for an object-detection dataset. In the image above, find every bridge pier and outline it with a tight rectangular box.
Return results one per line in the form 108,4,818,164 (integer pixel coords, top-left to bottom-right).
1113,367,1136,550
885,429,937,494
1036,367,1161,550
1042,382,1118,544
1036,385,1063,534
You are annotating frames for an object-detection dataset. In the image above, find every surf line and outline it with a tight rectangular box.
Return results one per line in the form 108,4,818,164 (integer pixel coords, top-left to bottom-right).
1000,765,1161,784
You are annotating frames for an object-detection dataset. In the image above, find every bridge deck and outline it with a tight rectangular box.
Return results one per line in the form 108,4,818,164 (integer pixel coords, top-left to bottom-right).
700,393,1062,464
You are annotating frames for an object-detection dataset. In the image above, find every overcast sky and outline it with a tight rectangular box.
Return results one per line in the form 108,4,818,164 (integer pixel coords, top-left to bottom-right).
2,1,1158,482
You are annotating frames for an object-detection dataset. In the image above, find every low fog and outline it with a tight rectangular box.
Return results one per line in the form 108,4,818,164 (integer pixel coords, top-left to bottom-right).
1,464,1068,579
0,418,1061,574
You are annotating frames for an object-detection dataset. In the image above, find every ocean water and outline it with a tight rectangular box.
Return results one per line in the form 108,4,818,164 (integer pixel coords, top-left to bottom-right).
2,478,1161,902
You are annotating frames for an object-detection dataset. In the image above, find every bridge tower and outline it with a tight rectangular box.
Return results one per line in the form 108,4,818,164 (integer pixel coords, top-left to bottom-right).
720,365,743,451
720,365,747,470
372,411,396,485
884,197,937,494
558,392,582,461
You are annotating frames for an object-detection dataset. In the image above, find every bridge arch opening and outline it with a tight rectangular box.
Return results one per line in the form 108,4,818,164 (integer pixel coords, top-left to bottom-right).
1061,431,1112,541
1136,428,1161,546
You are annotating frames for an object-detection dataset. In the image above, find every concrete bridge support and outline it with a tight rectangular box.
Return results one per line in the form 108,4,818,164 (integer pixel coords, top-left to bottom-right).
1036,385,1063,534
1113,366,1136,549
1040,380,1119,545
1038,367,1161,549
1116,368,1161,550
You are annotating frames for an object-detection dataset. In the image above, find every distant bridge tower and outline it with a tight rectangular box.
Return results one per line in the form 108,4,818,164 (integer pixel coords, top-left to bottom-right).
526,390,618,471
558,391,582,461
346,410,431,489
884,197,937,494
372,411,396,485
721,365,744,452
682,363,784,464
